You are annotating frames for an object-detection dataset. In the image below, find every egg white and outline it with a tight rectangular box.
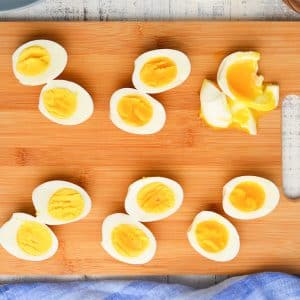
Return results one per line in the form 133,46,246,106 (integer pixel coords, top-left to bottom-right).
223,176,280,220
32,180,92,225
101,213,156,265
0,213,58,261
12,40,68,86
132,49,191,94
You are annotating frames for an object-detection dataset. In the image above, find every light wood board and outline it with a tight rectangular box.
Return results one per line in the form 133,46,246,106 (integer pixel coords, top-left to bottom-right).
0,22,299,275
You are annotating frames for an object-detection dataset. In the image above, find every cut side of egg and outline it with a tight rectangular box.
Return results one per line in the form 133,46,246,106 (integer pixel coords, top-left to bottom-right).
132,49,191,94
217,51,279,112
39,80,94,125
0,213,58,261
32,180,92,225
101,213,156,265
125,177,184,222
223,176,280,220
187,211,240,262
110,88,166,134
12,40,67,86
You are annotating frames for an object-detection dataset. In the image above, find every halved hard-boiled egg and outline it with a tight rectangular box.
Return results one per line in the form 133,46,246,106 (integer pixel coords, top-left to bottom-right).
12,40,67,86
187,211,240,262
217,51,279,112
125,177,184,222
132,49,191,94
32,180,92,225
110,88,166,134
0,213,58,261
101,213,156,264
223,176,280,220
39,80,94,125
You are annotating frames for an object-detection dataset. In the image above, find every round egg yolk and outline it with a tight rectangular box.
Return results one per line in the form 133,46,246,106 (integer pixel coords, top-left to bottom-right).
117,94,153,126
140,56,177,87
229,181,265,212
17,46,50,76
195,220,229,253
137,182,175,214
47,188,85,221
111,224,149,258
17,221,52,256
43,88,77,119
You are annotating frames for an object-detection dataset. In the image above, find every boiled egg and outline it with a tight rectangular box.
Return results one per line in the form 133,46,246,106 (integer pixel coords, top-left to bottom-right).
132,49,191,94
12,40,67,86
0,213,58,261
101,213,156,265
110,88,166,134
223,176,280,220
39,80,94,125
217,51,279,112
32,180,92,225
187,211,240,262
125,177,184,222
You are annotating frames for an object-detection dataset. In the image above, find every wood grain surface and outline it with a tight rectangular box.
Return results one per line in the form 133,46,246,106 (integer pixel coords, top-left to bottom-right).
0,22,299,275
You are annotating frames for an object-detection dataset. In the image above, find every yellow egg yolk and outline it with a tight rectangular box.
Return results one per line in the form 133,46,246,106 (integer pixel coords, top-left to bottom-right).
137,182,175,213
48,188,85,221
17,221,52,256
17,46,50,76
229,181,265,212
43,88,77,119
117,94,153,126
195,220,229,253
140,56,177,87
111,224,149,258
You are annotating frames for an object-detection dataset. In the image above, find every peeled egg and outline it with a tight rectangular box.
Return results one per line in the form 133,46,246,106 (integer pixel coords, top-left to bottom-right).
0,213,58,261
32,180,92,225
39,80,94,125
110,88,166,134
217,51,279,112
223,176,280,220
125,177,184,222
101,213,156,265
132,49,191,94
12,40,67,86
187,211,240,262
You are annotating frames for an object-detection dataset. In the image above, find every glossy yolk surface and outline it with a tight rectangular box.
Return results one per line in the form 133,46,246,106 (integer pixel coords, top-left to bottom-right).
17,221,52,256
48,188,85,221
195,220,229,253
111,224,149,257
229,181,265,212
140,56,177,87
17,46,50,76
43,88,77,119
137,182,175,213
117,94,153,126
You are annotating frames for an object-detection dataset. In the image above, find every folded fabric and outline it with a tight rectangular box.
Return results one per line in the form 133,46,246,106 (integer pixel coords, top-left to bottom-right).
0,272,299,300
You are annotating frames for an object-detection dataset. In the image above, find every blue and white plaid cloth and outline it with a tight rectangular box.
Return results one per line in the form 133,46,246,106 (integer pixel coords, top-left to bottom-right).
0,272,299,300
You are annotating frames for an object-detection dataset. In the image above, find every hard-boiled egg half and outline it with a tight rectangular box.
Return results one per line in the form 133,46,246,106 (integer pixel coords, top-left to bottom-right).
32,180,92,225
12,40,67,86
0,213,58,261
39,80,94,125
223,176,280,220
101,213,156,264
110,88,166,134
187,211,240,262
125,177,184,222
132,49,191,94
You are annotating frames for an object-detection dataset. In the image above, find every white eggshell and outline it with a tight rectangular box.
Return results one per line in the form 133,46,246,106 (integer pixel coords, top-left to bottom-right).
101,213,156,265
32,180,92,225
132,49,191,94
125,177,184,222
12,40,67,86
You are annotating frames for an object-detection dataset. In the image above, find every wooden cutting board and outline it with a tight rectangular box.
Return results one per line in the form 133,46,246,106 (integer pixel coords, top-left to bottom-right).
0,22,299,275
